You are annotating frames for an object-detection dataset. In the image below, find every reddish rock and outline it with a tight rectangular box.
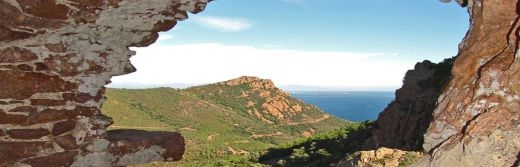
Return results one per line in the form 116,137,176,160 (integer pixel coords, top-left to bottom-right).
44,42,67,53
30,99,67,106
43,53,82,76
16,64,34,71
0,129,5,136
153,20,177,32
17,0,70,20
34,62,49,71
7,128,51,139
412,1,520,166
21,151,78,167
0,47,38,63
74,93,95,103
25,107,97,125
0,141,54,165
52,119,77,136
0,25,20,42
0,26,38,41
0,21,37,42
107,0,122,7
107,129,186,162
68,0,104,12
0,64,16,70
0,70,77,100
0,109,28,125
8,100,24,104
9,106,37,113
25,109,72,125
54,134,79,150
0,1,64,41
63,92,100,103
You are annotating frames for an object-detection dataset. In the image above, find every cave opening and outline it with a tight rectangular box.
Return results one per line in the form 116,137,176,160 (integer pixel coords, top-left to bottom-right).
111,1,469,88
108,0,469,121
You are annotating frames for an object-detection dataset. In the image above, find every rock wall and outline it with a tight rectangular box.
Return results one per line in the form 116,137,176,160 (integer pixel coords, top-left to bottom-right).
0,0,210,166
420,0,520,166
365,0,520,166
364,59,453,151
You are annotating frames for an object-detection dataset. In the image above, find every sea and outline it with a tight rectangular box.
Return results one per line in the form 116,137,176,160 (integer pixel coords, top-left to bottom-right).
289,91,395,122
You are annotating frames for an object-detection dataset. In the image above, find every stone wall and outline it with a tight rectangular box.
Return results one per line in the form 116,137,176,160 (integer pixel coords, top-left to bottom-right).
0,0,210,166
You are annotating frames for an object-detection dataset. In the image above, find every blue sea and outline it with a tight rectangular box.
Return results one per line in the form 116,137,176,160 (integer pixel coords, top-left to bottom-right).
290,91,395,122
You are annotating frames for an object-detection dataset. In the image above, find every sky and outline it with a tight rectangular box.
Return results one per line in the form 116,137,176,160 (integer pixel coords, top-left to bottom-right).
109,0,469,91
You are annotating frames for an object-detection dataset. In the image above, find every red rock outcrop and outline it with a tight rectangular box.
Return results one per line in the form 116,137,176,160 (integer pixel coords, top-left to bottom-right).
0,0,210,166
224,76,305,120
419,0,520,165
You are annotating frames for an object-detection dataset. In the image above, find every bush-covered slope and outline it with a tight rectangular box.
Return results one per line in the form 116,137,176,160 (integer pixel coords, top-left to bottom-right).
102,76,347,166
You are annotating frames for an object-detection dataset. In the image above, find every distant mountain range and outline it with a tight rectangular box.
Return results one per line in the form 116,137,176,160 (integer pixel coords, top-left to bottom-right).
107,82,397,91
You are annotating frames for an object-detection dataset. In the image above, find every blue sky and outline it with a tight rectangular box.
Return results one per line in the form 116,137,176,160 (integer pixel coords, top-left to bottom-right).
110,0,469,90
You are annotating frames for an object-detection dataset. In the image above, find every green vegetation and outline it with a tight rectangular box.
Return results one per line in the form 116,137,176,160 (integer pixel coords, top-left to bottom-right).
256,121,374,167
102,78,347,166
398,152,422,167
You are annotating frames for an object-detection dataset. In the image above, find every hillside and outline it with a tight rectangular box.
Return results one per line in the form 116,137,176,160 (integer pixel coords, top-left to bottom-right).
102,76,347,166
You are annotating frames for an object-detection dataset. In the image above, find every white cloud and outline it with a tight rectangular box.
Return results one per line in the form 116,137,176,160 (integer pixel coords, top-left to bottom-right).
192,16,252,32
157,34,174,41
111,43,413,90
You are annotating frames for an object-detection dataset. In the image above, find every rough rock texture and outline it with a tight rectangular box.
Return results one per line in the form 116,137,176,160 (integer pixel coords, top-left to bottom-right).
224,76,305,121
0,0,210,166
419,0,520,166
364,59,453,151
365,1,520,166
336,147,424,167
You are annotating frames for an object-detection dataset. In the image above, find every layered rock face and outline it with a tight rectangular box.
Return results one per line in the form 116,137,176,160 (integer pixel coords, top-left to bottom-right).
419,0,520,166
364,59,453,151
0,0,210,166
423,0,520,166
366,1,520,166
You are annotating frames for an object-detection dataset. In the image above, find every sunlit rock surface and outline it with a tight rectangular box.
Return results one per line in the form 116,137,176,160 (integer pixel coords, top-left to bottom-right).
421,0,520,165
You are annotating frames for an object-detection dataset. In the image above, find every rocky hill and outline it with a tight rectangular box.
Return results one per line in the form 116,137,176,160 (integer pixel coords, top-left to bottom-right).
186,76,333,126
102,76,347,166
